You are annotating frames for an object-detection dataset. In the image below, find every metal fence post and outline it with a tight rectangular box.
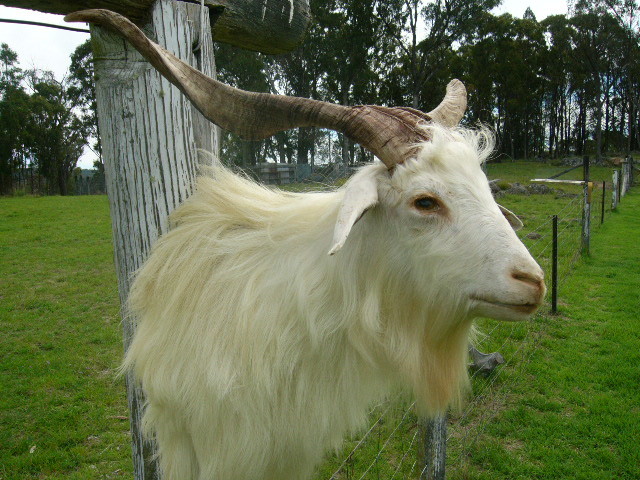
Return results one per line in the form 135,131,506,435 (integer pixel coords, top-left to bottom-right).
600,181,605,225
421,415,447,480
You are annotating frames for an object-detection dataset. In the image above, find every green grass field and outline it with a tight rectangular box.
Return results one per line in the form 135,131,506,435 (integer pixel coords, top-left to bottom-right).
0,196,130,479
1,161,636,479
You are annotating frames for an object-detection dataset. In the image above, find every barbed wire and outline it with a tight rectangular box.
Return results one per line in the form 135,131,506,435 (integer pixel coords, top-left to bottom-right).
327,395,401,480
388,423,422,480
356,402,416,480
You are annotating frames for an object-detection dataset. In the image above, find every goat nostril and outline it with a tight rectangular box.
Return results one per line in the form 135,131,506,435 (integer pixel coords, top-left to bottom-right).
511,271,544,289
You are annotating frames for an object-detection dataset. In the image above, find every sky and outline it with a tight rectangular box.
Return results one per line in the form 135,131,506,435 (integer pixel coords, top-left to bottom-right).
493,0,569,19
0,1,569,169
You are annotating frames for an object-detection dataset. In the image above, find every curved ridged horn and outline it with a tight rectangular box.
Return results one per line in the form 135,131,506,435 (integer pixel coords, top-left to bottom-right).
65,9,466,169
427,79,467,127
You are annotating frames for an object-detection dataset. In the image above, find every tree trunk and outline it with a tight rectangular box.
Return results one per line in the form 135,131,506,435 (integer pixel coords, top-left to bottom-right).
341,134,351,169
58,164,68,196
595,97,603,163
627,89,634,154
548,90,556,158
604,78,610,152
90,0,218,478
412,91,420,109
310,127,316,168
566,92,572,155
276,133,287,164
296,127,310,165
241,140,258,166
578,94,586,155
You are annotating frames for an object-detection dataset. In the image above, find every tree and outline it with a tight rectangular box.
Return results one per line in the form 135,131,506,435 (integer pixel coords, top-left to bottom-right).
570,0,640,154
271,0,333,166
25,70,90,195
0,43,94,195
315,0,392,166
0,43,29,194
379,0,500,111
523,6,537,21
214,42,272,167
457,13,547,159
68,40,100,164
570,11,626,159
0,43,20,89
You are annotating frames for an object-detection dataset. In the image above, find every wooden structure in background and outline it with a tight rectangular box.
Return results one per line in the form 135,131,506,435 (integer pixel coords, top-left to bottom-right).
1,0,309,478
1,0,310,53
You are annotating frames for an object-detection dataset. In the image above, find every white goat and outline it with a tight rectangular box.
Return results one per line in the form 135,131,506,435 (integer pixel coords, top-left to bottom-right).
67,10,546,480
124,126,543,480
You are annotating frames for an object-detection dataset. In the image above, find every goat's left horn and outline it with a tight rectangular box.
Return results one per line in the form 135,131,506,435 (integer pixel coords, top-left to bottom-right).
426,79,467,127
65,9,464,169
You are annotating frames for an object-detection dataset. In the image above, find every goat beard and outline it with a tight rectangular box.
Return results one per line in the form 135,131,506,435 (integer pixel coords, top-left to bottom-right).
404,315,473,417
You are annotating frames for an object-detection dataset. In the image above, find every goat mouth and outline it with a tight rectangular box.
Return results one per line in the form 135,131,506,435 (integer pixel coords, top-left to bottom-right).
470,297,540,319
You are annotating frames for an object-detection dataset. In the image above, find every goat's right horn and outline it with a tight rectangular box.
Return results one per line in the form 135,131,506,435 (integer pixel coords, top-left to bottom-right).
65,9,466,170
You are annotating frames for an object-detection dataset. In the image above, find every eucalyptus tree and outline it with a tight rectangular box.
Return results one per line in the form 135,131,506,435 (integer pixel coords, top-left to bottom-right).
0,44,31,194
540,15,574,157
0,45,93,195
214,43,272,167
570,0,640,154
271,0,335,166
317,0,393,166
456,13,547,159
24,70,90,195
569,11,626,159
377,0,500,111
68,40,100,165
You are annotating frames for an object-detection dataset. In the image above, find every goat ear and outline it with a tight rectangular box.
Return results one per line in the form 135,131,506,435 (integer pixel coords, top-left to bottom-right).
329,170,379,255
498,204,523,231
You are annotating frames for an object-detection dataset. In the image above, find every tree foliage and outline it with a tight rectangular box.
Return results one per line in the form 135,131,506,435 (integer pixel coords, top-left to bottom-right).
0,42,94,195
3,1,639,194
216,0,640,166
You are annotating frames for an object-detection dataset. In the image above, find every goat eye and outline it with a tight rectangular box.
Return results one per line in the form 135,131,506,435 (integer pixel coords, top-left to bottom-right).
413,197,440,212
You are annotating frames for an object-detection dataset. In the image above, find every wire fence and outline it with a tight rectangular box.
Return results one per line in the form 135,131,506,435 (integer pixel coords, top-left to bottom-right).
298,156,635,480
444,161,632,479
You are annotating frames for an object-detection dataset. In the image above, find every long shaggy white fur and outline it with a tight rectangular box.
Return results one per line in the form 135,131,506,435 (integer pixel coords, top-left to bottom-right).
125,125,499,480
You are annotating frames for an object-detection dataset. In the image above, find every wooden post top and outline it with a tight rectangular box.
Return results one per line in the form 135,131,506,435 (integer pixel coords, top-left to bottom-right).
0,0,310,54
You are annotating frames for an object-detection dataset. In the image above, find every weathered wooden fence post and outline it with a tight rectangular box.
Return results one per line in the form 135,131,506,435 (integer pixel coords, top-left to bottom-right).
617,166,623,202
90,1,218,476
612,170,619,210
419,346,504,479
581,156,591,256
83,2,310,477
421,415,447,480
622,156,633,195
